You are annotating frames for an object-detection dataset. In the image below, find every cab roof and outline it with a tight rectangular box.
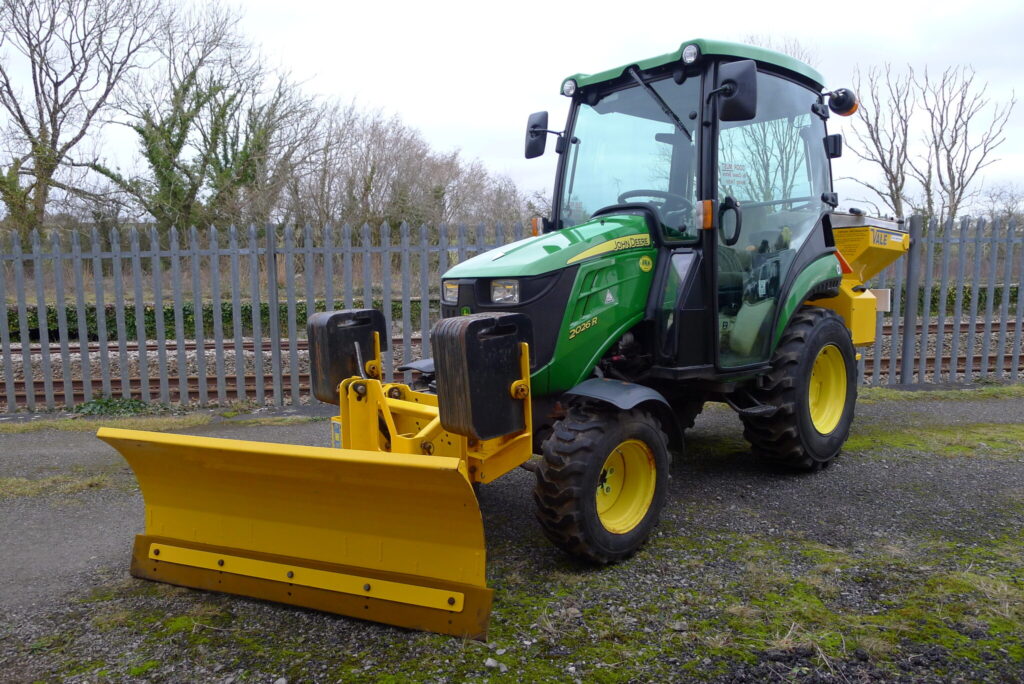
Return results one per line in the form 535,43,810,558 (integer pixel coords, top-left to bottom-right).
562,38,825,93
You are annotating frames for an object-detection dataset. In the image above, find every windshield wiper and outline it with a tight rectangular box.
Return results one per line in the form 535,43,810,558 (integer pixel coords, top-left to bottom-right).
627,66,692,142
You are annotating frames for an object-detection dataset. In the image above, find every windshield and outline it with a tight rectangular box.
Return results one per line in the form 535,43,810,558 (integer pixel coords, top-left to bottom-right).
559,75,701,242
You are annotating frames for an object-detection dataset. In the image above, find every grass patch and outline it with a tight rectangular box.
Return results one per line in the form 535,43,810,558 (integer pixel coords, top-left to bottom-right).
0,413,212,435
845,422,1024,459
230,416,323,427
72,397,155,417
0,412,322,434
128,660,160,676
652,534,1024,676
860,383,1024,403
0,474,108,500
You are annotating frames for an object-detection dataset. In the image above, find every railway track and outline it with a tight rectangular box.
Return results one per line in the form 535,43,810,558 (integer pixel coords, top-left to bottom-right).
8,373,313,406
3,317,1022,407
7,352,1022,407
6,335,422,355
4,319,1009,356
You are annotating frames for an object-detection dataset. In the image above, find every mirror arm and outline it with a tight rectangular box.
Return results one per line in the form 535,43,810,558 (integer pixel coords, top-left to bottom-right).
706,82,736,101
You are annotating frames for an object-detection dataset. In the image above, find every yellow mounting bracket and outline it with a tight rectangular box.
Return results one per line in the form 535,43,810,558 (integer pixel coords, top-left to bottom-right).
364,331,383,379
510,380,530,400
337,342,534,485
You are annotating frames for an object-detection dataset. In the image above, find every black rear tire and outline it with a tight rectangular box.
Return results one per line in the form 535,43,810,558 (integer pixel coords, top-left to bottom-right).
741,307,857,471
534,405,669,563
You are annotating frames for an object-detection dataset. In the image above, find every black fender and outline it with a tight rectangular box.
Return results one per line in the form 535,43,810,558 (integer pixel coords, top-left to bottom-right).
562,378,684,452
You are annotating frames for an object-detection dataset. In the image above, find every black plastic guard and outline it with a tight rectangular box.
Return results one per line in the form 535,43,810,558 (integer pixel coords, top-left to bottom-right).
563,378,670,412
563,378,683,449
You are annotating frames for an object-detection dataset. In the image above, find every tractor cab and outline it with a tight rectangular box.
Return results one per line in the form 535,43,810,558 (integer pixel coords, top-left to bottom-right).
527,39,851,378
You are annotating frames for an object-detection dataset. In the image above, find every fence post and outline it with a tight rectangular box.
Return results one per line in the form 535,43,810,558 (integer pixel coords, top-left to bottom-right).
1011,219,1023,381
71,232,92,403
50,231,73,407
129,227,149,403
949,218,970,380
189,227,208,404
994,219,1015,377
917,218,937,381
900,215,923,384
0,235,15,410
32,230,55,407
248,225,266,404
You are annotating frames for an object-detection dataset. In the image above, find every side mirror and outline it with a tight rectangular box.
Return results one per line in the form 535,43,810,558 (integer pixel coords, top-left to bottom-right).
525,111,549,159
828,88,859,116
716,60,757,122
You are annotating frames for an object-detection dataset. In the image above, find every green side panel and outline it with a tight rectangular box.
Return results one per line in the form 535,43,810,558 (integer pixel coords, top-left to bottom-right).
442,214,653,279
772,254,844,346
535,247,656,395
562,38,825,93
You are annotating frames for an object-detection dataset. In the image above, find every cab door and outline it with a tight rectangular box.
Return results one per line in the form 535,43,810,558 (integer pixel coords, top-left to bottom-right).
713,70,831,368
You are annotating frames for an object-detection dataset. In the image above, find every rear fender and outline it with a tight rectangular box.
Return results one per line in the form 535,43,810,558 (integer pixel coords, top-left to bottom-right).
563,378,683,450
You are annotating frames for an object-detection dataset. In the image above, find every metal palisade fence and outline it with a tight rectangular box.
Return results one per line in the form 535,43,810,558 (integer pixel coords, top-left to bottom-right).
862,215,1022,386
0,222,524,411
0,216,1021,413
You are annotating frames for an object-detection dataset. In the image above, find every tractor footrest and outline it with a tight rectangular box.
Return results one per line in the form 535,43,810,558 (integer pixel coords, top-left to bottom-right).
734,404,780,419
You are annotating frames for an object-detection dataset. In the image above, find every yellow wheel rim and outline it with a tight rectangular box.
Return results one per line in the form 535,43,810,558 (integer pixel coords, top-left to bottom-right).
595,439,657,534
808,344,847,434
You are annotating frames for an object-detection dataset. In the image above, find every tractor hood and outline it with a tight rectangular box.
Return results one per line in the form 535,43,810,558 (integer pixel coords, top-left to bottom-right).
443,214,653,278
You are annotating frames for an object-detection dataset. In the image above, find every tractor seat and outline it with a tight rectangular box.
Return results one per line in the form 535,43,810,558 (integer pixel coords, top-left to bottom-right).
717,247,746,289
397,358,435,375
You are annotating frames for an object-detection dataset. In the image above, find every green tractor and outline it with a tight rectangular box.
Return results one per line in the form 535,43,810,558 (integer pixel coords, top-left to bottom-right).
100,39,908,639
437,38,905,563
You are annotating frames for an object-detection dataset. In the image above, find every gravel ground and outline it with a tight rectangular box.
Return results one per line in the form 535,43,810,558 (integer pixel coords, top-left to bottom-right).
1,390,1022,682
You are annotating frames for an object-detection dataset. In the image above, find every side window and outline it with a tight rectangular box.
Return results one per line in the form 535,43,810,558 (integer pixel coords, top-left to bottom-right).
717,72,828,255
714,72,829,368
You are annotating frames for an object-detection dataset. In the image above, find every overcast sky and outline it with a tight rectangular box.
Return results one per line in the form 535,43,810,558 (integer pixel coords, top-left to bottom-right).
235,0,1024,214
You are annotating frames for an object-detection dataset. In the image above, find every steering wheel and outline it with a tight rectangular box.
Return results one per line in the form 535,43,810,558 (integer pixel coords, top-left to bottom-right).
617,189,693,214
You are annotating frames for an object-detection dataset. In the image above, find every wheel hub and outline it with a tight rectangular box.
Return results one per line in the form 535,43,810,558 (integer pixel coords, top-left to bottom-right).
595,439,657,534
808,343,846,434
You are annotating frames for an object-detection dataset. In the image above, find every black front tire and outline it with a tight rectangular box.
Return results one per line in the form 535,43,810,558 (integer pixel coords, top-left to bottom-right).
741,307,857,470
533,405,670,564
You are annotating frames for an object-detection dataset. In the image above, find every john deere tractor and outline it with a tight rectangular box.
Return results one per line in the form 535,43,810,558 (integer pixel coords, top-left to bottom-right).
99,39,908,639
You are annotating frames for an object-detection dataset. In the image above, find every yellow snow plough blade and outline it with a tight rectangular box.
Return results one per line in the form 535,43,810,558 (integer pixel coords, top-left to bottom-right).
97,427,493,639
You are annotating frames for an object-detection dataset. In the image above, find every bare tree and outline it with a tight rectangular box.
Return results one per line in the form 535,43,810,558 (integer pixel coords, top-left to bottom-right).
281,100,360,229
0,0,156,237
742,34,819,68
847,64,914,218
281,101,529,231
978,182,1024,224
848,64,1014,223
908,66,1015,222
87,2,316,232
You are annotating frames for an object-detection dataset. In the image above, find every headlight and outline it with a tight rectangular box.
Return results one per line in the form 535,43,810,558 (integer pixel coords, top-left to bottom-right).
561,79,577,97
490,279,519,304
681,44,700,64
442,281,459,304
